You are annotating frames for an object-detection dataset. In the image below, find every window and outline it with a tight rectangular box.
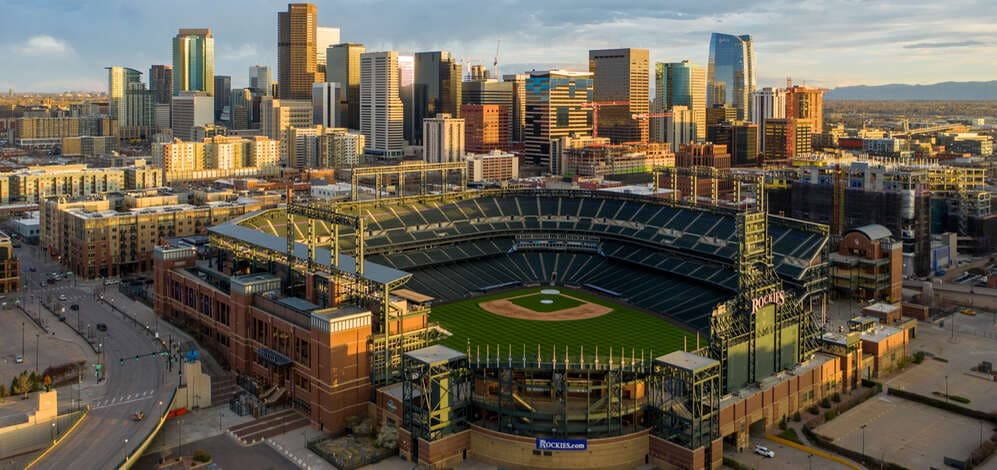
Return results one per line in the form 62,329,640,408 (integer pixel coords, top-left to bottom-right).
556,107,569,127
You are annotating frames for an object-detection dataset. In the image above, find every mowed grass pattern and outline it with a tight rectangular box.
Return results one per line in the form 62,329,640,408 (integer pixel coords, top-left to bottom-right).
508,292,584,312
431,287,694,360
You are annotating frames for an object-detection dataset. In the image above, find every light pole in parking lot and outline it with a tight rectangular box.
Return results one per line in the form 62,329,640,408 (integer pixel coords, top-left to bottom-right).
34,333,39,373
860,424,867,456
21,322,24,358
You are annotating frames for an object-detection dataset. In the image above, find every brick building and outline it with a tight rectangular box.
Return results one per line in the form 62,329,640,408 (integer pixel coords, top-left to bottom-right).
830,224,903,301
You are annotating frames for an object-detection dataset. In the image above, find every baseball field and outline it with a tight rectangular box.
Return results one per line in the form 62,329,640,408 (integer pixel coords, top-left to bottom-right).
429,287,695,363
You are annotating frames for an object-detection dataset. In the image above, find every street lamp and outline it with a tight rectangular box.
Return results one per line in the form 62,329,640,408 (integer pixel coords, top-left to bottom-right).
123,438,129,464
21,322,25,358
945,375,949,403
35,333,39,373
51,422,56,443
861,424,867,456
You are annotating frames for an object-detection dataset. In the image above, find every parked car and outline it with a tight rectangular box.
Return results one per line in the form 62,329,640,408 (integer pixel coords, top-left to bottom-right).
70,304,79,311
15,355,23,364
104,279,120,286
754,445,775,458
96,323,108,332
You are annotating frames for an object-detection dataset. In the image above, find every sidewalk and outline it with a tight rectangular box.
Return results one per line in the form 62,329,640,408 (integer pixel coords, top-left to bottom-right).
142,405,254,460
266,428,337,470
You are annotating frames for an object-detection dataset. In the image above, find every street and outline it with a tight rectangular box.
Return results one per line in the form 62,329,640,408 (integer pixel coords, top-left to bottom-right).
11,245,181,470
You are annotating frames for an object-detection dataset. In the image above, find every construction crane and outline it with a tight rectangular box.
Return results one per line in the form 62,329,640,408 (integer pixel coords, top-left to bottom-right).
493,39,501,78
578,101,629,139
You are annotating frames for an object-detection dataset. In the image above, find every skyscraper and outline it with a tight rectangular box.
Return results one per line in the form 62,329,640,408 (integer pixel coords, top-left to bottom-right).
315,26,341,81
278,3,319,99
666,105,695,152
750,87,786,155
589,48,649,143
423,113,465,163
412,51,462,144
707,33,755,120
214,75,231,121
785,85,825,134
360,51,405,158
148,65,173,104
107,66,155,137
249,65,272,96
399,54,415,142
502,74,527,143
172,28,214,96
653,61,705,143
327,43,365,130
523,70,593,172
312,82,344,127
171,93,214,141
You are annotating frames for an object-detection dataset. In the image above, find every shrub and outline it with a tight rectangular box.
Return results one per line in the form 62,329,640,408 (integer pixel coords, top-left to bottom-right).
778,428,802,444
779,417,787,430
824,410,837,421
792,411,801,422
808,405,820,415
192,450,210,463
820,398,831,408
832,392,841,403
722,457,752,470
912,351,925,364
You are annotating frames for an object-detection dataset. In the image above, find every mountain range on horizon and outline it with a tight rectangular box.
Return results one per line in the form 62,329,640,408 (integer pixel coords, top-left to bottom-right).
825,80,997,100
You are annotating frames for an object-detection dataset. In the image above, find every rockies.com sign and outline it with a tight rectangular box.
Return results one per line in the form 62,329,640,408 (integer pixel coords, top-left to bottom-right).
535,438,587,451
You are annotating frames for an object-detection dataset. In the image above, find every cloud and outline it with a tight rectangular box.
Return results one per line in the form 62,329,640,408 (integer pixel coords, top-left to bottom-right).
219,43,260,61
903,40,984,49
12,35,74,56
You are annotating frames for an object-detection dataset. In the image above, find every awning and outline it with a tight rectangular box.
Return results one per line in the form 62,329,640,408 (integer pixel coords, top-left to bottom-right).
257,347,292,367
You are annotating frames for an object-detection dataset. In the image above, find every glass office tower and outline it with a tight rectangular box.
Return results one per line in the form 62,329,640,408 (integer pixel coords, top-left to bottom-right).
707,33,755,121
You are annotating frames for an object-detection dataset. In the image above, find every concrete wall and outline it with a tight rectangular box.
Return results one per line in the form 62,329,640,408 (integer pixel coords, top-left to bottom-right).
467,425,649,470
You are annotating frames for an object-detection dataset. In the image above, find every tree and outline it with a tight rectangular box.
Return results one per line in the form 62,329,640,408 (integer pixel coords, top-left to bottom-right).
0,384,8,400
11,372,32,395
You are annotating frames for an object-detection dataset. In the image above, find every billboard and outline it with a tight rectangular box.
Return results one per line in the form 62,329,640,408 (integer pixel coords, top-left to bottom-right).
535,438,587,451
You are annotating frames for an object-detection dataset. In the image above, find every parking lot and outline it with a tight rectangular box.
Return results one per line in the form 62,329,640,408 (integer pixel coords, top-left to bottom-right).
883,316,997,413
815,395,987,470
725,436,852,470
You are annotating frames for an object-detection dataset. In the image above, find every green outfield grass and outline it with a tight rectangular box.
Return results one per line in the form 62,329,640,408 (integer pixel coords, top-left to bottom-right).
508,292,584,312
430,287,694,362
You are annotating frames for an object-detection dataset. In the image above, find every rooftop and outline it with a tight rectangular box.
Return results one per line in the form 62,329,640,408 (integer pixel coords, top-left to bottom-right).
863,302,899,314
654,350,719,372
404,344,466,365
311,303,367,321
860,324,904,343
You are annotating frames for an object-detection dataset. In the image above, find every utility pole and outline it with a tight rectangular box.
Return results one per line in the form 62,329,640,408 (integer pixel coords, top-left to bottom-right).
35,333,39,373
21,322,24,358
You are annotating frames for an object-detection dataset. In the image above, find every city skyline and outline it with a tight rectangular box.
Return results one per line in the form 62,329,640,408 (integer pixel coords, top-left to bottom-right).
1,0,995,92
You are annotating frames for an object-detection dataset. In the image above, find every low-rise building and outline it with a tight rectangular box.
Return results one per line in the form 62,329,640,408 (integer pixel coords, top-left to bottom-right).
466,151,519,183
563,142,674,177
830,224,903,301
41,195,275,278
0,232,19,292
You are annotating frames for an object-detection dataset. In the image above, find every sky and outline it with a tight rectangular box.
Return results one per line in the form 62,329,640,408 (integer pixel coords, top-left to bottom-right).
1,0,995,92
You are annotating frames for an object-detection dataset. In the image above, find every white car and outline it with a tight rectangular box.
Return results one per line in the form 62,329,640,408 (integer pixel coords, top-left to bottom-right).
754,445,775,458
58,294,67,301
15,355,24,364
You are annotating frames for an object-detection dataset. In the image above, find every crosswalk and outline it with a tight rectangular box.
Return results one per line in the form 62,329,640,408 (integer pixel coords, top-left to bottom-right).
91,389,157,409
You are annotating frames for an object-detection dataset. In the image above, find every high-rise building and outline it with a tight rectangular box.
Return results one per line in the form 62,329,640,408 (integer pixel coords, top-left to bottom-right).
461,104,510,154
214,75,231,121
589,48,649,143
149,65,173,104
676,143,730,169
360,51,405,159
523,70,593,172
707,33,755,120
665,105,695,152
503,74,527,143
172,28,214,96
707,121,758,166
398,55,414,87
399,54,415,142
315,26,341,81
786,85,825,134
468,65,490,81
312,82,344,127
751,87,787,154
423,113,465,163
412,51,462,144
259,97,312,140
327,43,365,130
230,88,254,130
763,119,811,161
171,93,214,141
249,65,272,96
107,67,155,140
278,3,319,99
706,104,738,126
653,61,705,143
461,79,513,106
315,128,365,168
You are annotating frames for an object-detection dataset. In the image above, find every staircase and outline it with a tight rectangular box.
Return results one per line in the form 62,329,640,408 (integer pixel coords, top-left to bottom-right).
211,374,239,407
227,409,310,445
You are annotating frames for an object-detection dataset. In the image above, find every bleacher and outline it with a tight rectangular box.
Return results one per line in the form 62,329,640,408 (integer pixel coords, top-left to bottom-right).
401,251,725,332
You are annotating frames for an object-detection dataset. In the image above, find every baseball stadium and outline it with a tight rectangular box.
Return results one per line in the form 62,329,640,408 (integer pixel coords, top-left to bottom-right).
153,169,850,470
